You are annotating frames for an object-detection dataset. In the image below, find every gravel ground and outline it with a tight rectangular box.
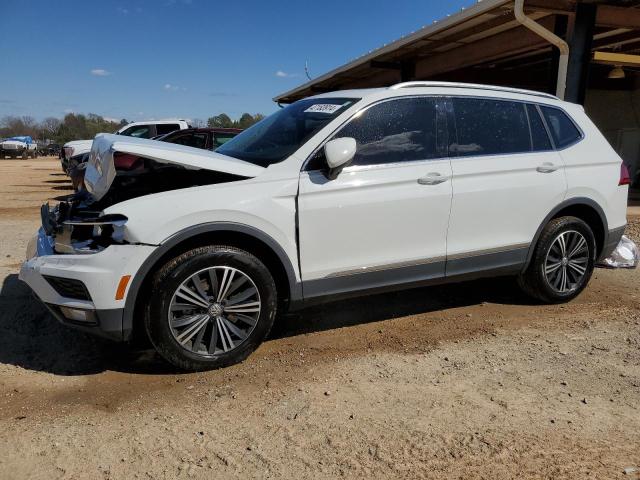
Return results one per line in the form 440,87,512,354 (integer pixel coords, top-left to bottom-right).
0,158,639,479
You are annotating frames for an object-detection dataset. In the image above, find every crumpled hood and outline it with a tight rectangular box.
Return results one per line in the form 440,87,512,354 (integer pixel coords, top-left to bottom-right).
84,133,265,201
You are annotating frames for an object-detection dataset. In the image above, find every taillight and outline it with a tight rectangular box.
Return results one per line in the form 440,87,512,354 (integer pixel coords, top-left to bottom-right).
619,162,631,186
114,153,143,171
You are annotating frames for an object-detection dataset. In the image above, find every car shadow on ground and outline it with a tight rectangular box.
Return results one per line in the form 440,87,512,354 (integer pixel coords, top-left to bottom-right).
0,272,531,377
44,179,73,184
272,277,531,339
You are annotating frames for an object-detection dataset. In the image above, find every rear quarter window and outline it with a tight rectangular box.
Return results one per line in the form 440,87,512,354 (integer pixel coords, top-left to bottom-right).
540,106,582,149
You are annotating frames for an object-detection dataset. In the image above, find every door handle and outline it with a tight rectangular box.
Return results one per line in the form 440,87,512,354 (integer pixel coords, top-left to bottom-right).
417,172,450,185
536,162,559,173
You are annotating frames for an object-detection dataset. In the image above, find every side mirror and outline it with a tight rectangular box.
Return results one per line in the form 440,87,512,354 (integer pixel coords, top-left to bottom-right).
324,137,356,180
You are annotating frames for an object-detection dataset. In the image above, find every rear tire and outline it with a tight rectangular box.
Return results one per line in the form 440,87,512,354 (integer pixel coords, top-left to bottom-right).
145,245,277,371
518,216,596,303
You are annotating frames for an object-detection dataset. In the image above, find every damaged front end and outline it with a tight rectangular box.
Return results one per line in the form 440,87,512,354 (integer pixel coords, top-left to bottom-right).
37,133,264,256
39,201,128,255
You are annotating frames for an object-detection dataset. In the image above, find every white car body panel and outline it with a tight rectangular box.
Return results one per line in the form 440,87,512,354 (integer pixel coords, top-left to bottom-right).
559,105,628,231
20,237,156,311
63,139,93,159
84,133,265,201
105,176,300,281
298,158,452,281
446,150,567,260
115,119,189,134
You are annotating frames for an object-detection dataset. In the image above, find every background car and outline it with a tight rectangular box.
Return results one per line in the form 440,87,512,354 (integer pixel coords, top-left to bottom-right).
155,127,243,151
67,127,243,190
60,119,192,173
0,136,38,159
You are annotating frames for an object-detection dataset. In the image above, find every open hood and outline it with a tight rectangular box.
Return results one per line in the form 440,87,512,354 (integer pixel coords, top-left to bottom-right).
84,133,265,201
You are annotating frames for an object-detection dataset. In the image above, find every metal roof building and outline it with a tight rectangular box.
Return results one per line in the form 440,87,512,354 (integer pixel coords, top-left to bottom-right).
275,0,640,193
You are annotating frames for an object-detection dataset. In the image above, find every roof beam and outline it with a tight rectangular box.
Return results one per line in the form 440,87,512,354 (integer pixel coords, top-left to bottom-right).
414,16,554,78
593,51,640,67
596,5,640,29
525,0,574,15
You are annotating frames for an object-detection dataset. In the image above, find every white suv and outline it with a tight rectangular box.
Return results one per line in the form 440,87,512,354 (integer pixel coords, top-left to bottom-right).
20,82,629,371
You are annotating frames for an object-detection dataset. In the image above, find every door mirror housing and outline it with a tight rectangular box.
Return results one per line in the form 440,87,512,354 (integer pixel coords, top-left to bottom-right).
324,137,356,180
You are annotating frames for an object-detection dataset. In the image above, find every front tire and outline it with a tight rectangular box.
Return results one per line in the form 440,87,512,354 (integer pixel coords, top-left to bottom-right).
145,246,277,371
518,216,596,303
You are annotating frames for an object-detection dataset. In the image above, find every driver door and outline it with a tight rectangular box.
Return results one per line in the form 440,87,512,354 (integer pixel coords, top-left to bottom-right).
297,96,453,298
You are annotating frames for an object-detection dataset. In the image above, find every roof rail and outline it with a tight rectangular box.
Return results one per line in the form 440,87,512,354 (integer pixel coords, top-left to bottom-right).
388,81,559,100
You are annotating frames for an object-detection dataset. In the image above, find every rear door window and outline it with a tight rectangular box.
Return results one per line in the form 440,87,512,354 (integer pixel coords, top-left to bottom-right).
539,106,582,149
450,98,530,156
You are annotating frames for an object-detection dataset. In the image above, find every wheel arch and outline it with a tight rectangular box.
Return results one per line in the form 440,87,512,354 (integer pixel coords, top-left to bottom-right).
524,197,608,271
123,222,301,342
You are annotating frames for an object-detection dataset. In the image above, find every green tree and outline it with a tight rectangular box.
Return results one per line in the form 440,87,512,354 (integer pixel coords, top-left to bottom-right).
207,113,233,128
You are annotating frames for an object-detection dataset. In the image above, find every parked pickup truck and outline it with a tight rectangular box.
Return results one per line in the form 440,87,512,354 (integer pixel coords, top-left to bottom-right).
61,119,191,172
0,136,38,159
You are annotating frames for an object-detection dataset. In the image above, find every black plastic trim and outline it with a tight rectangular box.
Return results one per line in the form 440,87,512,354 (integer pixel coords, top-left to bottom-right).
122,222,301,340
302,246,528,307
42,275,92,301
44,303,124,342
523,197,609,270
446,247,528,278
304,260,445,301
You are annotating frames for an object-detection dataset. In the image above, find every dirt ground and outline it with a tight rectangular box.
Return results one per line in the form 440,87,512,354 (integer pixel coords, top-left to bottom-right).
0,158,639,480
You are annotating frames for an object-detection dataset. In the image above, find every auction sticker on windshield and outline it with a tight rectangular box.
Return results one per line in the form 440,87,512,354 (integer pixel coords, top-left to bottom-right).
304,104,344,114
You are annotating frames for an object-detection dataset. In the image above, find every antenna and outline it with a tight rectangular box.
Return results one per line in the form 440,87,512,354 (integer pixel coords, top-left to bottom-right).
304,60,312,81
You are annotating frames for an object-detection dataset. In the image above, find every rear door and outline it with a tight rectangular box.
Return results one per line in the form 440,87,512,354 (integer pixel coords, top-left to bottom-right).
445,97,567,275
298,96,453,297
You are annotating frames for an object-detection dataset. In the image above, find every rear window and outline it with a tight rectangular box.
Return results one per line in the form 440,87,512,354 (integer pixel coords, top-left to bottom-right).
540,106,582,149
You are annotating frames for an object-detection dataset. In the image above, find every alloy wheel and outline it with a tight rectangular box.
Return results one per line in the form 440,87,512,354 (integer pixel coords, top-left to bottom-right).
543,230,589,294
168,266,261,357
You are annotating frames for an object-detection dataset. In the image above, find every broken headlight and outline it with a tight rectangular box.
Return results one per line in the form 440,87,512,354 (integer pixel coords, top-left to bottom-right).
42,201,128,254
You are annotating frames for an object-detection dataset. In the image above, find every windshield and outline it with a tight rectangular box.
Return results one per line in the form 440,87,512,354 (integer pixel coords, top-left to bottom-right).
216,97,359,166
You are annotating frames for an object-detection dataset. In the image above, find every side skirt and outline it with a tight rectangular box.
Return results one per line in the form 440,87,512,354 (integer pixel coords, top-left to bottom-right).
298,246,528,309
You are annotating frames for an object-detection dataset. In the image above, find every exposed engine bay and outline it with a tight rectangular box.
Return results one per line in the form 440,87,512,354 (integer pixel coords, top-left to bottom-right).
43,156,247,254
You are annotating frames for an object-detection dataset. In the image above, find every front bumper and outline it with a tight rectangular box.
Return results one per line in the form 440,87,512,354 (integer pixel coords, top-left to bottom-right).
19,228,156,341
0,147,25,155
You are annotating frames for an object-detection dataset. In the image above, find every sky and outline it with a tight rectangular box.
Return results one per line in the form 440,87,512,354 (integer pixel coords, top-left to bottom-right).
0,0,474,123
